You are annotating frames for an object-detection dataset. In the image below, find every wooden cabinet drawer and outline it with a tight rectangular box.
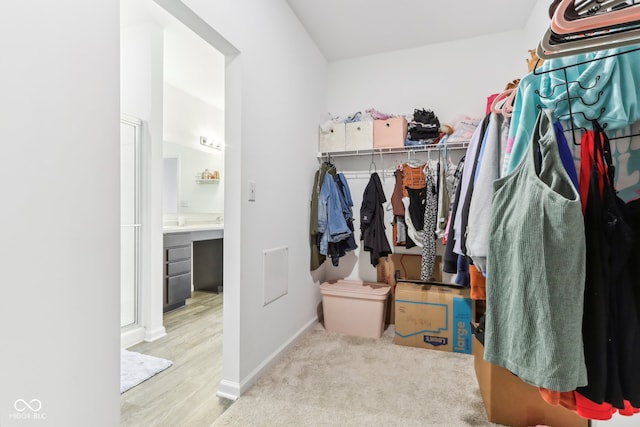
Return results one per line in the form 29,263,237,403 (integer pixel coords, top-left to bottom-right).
167,245,190,262
167,273,191,305
167,259,190,276
163,232,190,247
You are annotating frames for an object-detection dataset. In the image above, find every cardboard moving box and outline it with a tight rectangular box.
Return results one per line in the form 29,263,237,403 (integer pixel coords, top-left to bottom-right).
394,282,473,354
377,253,442,284
377,253,447,324
472,338,588,427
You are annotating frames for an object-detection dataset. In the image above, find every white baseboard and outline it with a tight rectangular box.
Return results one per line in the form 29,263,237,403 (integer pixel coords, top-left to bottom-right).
216,380,240,401
216,317,319,400
144,326,167,342
121,325,146,348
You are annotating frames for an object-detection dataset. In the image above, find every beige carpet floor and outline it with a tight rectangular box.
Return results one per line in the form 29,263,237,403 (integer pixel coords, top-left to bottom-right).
213,322,502,426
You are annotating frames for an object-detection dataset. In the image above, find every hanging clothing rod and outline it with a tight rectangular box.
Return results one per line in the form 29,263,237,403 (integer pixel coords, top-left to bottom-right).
339,170,396,179
532,45,640,75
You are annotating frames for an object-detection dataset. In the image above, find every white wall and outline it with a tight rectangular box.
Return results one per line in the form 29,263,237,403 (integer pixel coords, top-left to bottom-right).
327,30,532,126
323,30,535,281
524,0,552,57
179,0,328,397
163,82,225,151
0,1,120,426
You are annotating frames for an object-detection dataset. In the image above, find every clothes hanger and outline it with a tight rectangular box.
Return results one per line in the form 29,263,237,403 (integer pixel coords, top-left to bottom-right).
502,88,518,117
527,49,544,72
537,25,640,59
405,150,424,167
490,78,520,116
489,88,517,117
544,0,640,56
369,153,377,174
551,0,640,34
490,89,514,114
549,18,640,44
572,0,630,15
549,0,629,21
538,4,640,60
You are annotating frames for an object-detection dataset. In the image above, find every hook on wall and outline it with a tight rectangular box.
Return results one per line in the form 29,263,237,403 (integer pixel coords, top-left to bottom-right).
551,89,604,111
556,107,606,123
325,152,333,165
536,75,602,99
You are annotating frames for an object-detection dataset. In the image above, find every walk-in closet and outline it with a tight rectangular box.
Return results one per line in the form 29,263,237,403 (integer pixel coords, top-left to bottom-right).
308,2,640,426
6,2,640,426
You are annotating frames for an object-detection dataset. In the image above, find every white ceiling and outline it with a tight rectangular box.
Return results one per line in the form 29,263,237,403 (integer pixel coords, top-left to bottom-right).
121,0,541,105
285,0,541,61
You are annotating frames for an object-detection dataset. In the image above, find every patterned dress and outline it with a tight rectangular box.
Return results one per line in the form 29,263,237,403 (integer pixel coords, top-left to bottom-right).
421,170,437,281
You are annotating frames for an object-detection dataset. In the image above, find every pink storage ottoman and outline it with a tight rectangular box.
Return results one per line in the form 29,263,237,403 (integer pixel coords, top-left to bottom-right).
319,280,390,338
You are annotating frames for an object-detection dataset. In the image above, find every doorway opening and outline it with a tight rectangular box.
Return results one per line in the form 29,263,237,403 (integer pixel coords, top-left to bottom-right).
119,0,240,421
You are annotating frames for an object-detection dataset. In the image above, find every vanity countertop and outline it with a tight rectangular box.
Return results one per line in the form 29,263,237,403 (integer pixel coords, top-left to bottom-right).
163,223,224,234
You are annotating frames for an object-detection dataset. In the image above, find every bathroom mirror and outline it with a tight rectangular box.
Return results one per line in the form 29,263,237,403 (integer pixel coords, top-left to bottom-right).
163,157,179,214
163,142,224,215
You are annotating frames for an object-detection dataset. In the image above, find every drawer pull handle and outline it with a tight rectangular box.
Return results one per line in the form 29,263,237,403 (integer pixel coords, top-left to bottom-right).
357,126,361,131
386,123,390,128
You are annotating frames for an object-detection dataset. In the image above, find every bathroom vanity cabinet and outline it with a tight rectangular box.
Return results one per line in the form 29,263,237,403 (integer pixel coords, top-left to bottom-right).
163,232,192,312
163,224,224,312
192,238,223,292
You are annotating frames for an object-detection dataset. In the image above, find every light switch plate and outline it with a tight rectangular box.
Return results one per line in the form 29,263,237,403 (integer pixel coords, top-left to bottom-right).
249,180,256,201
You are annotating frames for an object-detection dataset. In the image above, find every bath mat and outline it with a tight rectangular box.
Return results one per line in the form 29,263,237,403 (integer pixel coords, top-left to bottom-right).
121,349,173,393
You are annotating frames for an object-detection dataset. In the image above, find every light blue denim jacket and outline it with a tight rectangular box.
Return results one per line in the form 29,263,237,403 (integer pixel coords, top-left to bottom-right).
337,174,354,220
318,172,353,255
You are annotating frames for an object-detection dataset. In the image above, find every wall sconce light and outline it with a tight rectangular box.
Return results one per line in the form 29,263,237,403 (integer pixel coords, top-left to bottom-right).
200,136,222,150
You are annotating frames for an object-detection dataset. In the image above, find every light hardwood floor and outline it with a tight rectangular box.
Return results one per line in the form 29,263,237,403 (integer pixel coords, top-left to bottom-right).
121,291,234,427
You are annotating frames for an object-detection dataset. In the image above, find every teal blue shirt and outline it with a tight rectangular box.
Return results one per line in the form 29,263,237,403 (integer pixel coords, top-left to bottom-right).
503,45,640,201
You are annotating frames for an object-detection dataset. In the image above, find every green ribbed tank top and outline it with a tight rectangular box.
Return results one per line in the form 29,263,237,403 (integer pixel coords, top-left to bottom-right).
484,108,587,391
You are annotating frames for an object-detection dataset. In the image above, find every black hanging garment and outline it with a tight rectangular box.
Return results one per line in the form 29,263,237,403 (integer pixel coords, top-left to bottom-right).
443,156,465,273
360,172,392,266
577,120,639,409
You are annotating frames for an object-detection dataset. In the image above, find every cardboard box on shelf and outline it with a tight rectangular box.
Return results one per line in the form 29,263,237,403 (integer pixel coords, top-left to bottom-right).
472,338,588,427
378,253,442,283
394,281,473,354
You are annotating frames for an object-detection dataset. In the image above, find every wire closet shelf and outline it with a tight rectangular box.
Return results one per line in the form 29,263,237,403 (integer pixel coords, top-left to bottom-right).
316,141,469,160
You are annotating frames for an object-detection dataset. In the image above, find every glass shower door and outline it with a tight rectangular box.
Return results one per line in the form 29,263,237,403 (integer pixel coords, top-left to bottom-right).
120,115,141,328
